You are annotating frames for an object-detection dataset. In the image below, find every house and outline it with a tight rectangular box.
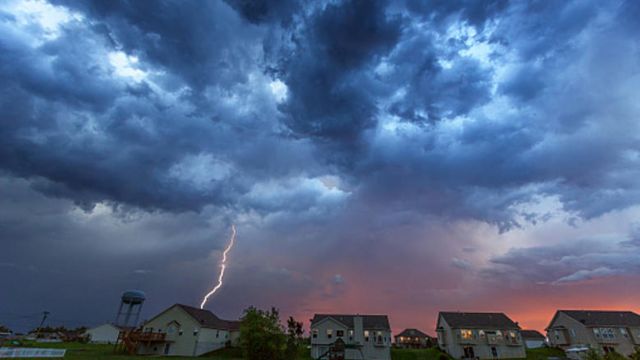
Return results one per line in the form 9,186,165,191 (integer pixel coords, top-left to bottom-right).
84,324,122,344
394,328,434,348
436,312,526,359
135,304,240,357
521,330,546,349
310,314,392,360
546,310,640,357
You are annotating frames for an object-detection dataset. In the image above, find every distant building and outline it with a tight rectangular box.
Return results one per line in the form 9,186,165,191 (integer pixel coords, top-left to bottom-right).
135,304,240,357
394,328,434,348
84,324,122,344
436,312,526,359
521,330,546,349
310,314,392,360
546,310,640,357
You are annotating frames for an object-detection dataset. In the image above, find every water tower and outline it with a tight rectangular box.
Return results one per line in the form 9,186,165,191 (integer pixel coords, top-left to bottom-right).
115,290,145,328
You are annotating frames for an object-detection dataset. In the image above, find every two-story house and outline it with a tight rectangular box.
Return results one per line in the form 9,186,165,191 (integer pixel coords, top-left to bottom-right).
436,312,526,359
136,304,240,357
310,314,392,360
395,328,434,348
546,310,640,356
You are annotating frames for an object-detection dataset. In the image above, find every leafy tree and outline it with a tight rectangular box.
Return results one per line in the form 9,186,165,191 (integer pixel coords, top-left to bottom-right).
0,325,11,333
239,307,287,360
630,347,640,360
285,316,304,359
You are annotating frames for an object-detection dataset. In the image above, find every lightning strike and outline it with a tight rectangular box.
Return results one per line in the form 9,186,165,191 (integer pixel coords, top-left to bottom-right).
200,224,237,309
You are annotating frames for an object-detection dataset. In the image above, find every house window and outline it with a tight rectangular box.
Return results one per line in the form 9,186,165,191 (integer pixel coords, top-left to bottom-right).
216,330,219,338
364,330,370,342
555,330,560,340
178,330,183,336
595,328,615,339
620,328,628,338
377,331,383,343
312,329,318,339
570,329,576,338
348,329,354,340
479,330,485,338
463,346,475,359
327,329,333,339
461,329,473,340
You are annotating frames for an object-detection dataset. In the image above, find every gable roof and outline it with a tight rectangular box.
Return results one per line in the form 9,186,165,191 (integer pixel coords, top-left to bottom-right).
395,328,431,338
176,304,240,331
438,312,520,329
555,310,640,327
521,330,545,340
310,314,390,330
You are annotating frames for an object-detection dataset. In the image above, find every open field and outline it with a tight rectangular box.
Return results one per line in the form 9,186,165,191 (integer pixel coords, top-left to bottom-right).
6,342,565,360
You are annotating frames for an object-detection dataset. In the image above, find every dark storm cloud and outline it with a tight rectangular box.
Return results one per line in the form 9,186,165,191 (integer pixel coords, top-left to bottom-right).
2,0,640,332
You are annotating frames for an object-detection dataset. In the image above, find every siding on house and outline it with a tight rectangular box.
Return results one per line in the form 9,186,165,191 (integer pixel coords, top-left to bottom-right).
546,310,640,357
137,304,239,357
436,312,526,359
310,314,391,360
84,324,121,344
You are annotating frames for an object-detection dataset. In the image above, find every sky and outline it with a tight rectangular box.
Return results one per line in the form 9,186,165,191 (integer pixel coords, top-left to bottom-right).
1,0,640,335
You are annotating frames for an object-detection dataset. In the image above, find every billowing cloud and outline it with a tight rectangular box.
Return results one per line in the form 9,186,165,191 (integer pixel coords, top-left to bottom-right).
2,0,640,334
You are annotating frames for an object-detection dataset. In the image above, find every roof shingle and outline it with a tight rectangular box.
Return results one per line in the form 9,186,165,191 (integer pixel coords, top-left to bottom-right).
559,310,640,327
439,312,520,329
310,314,390,330
176,304,240,331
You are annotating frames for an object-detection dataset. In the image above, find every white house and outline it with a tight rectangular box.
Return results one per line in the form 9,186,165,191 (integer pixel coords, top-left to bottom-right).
310,314,391,360
85,324,122,344
136,304,240,357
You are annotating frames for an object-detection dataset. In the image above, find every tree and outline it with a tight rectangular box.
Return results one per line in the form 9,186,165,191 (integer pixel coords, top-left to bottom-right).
239,307,287,360
285,316,304,359
0,325,11,333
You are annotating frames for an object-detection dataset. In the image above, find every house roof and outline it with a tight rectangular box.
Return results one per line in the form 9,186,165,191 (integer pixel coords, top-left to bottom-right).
521,330,545,340
176,304,240,331
395,328,431,338
438,312,520,329
556,310,640,327
310,314,390,330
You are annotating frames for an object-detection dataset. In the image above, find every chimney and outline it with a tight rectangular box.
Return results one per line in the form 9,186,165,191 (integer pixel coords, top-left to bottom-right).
354,315,364,344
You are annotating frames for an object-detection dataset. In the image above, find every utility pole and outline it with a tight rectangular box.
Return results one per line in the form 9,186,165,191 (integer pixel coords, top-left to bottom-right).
35,311,49,340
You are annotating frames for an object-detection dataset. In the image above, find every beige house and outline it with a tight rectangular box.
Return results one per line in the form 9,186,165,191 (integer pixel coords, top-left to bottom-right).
546,310,640,357
436,312,526,359
395,328,434,348
136,304,240,357
310,314,392,360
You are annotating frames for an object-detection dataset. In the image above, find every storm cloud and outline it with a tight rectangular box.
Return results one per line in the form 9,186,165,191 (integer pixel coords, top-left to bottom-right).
1,0,640,333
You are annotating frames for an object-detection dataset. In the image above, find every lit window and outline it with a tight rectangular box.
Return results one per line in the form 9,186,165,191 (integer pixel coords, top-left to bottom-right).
461,330,473,339
364,330,370,341
479,330,485,338
327,329,333,339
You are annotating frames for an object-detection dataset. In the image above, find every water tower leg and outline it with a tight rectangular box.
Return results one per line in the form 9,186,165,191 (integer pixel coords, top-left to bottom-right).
115,302,125,325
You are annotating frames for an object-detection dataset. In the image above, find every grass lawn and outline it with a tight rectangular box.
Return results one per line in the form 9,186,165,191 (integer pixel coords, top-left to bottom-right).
524,347,566,360
5,342,565,360
391,347,452,360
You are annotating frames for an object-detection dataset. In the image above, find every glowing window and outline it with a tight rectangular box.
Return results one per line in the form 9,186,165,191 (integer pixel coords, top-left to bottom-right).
461,329,473,339
364,330,370,341
327,329,333,339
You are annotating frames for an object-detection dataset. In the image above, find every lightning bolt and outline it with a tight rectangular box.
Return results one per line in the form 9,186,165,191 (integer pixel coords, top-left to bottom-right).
200,224,237,309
